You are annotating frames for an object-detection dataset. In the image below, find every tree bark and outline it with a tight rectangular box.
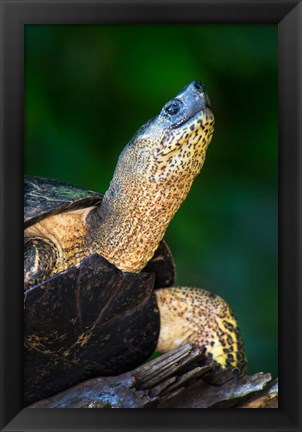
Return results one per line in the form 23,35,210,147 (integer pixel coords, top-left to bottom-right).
29,344,278,409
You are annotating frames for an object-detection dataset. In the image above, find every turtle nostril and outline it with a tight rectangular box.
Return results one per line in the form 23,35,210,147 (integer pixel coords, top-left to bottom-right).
193,80,204,92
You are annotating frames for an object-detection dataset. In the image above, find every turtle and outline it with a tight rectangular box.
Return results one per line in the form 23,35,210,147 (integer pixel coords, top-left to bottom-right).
24,81,247,405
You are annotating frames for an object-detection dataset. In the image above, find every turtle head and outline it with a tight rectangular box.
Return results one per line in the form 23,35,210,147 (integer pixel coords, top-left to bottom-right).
119,80,214,183
97,81,215,272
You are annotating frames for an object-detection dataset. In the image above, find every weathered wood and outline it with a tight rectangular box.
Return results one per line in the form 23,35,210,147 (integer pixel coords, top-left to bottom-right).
29,344,210,408
160,370,274,408
29,344,278,409
237,378,278,408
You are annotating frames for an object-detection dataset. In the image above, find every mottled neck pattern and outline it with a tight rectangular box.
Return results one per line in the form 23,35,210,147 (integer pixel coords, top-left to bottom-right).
91,175,194,272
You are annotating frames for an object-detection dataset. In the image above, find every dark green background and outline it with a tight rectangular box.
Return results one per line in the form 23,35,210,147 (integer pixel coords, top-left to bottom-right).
25,25,278,377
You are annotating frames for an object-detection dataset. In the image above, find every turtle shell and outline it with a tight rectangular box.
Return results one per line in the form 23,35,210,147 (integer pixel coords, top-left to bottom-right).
24,176,103,228
24,176,176,405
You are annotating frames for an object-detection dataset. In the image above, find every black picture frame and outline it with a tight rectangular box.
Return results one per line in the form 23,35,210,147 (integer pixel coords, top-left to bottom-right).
0,0,301,431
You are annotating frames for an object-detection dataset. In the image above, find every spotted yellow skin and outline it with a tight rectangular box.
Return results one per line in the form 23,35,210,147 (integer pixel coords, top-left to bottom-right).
155,287,247,371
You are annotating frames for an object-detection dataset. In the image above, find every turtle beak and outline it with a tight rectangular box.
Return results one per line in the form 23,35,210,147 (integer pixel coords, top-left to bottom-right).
176,80,211,114
191,80,212,109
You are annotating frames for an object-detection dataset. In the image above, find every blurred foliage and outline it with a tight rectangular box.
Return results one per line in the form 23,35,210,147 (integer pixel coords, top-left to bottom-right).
25,25,278,377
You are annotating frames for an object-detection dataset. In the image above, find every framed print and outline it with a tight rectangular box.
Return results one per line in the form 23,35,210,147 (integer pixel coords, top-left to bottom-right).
0,0,301,431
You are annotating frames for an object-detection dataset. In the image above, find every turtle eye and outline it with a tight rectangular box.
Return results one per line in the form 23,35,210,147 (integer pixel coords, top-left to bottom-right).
164,100,182,116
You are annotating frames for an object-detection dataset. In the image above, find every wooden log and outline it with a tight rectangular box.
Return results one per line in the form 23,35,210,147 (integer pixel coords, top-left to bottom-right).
29,344,278,409
160,370,275,408
29,344,210,408
237,378,278,408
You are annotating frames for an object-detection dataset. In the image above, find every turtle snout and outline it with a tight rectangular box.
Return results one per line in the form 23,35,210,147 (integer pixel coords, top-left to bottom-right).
193,80,205,92
185,80,212,109
192,81,211,108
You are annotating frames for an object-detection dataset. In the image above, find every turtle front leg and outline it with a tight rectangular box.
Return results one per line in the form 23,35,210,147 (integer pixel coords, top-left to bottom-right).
155,287,247,373
24,238,59,288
